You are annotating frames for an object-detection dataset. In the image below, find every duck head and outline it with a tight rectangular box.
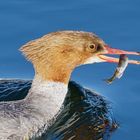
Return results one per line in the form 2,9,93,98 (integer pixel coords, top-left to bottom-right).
20,31,140,84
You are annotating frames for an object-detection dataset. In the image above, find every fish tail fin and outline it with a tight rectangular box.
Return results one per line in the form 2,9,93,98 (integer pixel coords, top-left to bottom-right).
103,78,113,84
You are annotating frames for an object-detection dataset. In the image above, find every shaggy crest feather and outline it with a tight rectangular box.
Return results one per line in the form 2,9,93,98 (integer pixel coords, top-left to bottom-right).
20,31,99,62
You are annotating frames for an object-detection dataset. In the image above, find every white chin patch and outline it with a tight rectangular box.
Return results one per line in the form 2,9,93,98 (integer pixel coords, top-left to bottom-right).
83,56,104,65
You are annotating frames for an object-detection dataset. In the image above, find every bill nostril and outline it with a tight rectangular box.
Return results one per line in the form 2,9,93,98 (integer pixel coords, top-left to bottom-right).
97,44,105,53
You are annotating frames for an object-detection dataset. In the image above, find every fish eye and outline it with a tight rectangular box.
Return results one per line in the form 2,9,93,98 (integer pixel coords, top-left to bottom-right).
88,44,97,52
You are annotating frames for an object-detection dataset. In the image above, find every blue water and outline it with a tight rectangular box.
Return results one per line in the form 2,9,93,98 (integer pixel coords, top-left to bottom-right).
0,0,140,139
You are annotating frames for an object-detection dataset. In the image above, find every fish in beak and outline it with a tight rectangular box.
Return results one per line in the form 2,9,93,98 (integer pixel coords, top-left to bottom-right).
98,45,140,65
105,54,129,84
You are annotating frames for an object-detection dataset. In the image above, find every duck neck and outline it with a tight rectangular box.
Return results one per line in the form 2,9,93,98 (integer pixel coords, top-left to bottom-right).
31,75,68,96
27,75,68,120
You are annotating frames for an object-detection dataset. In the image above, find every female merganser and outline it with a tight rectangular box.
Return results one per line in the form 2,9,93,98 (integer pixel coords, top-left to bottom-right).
0,31,139,140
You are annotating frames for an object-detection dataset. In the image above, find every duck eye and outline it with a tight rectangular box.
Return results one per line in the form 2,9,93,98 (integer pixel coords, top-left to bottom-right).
88,44,97,51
